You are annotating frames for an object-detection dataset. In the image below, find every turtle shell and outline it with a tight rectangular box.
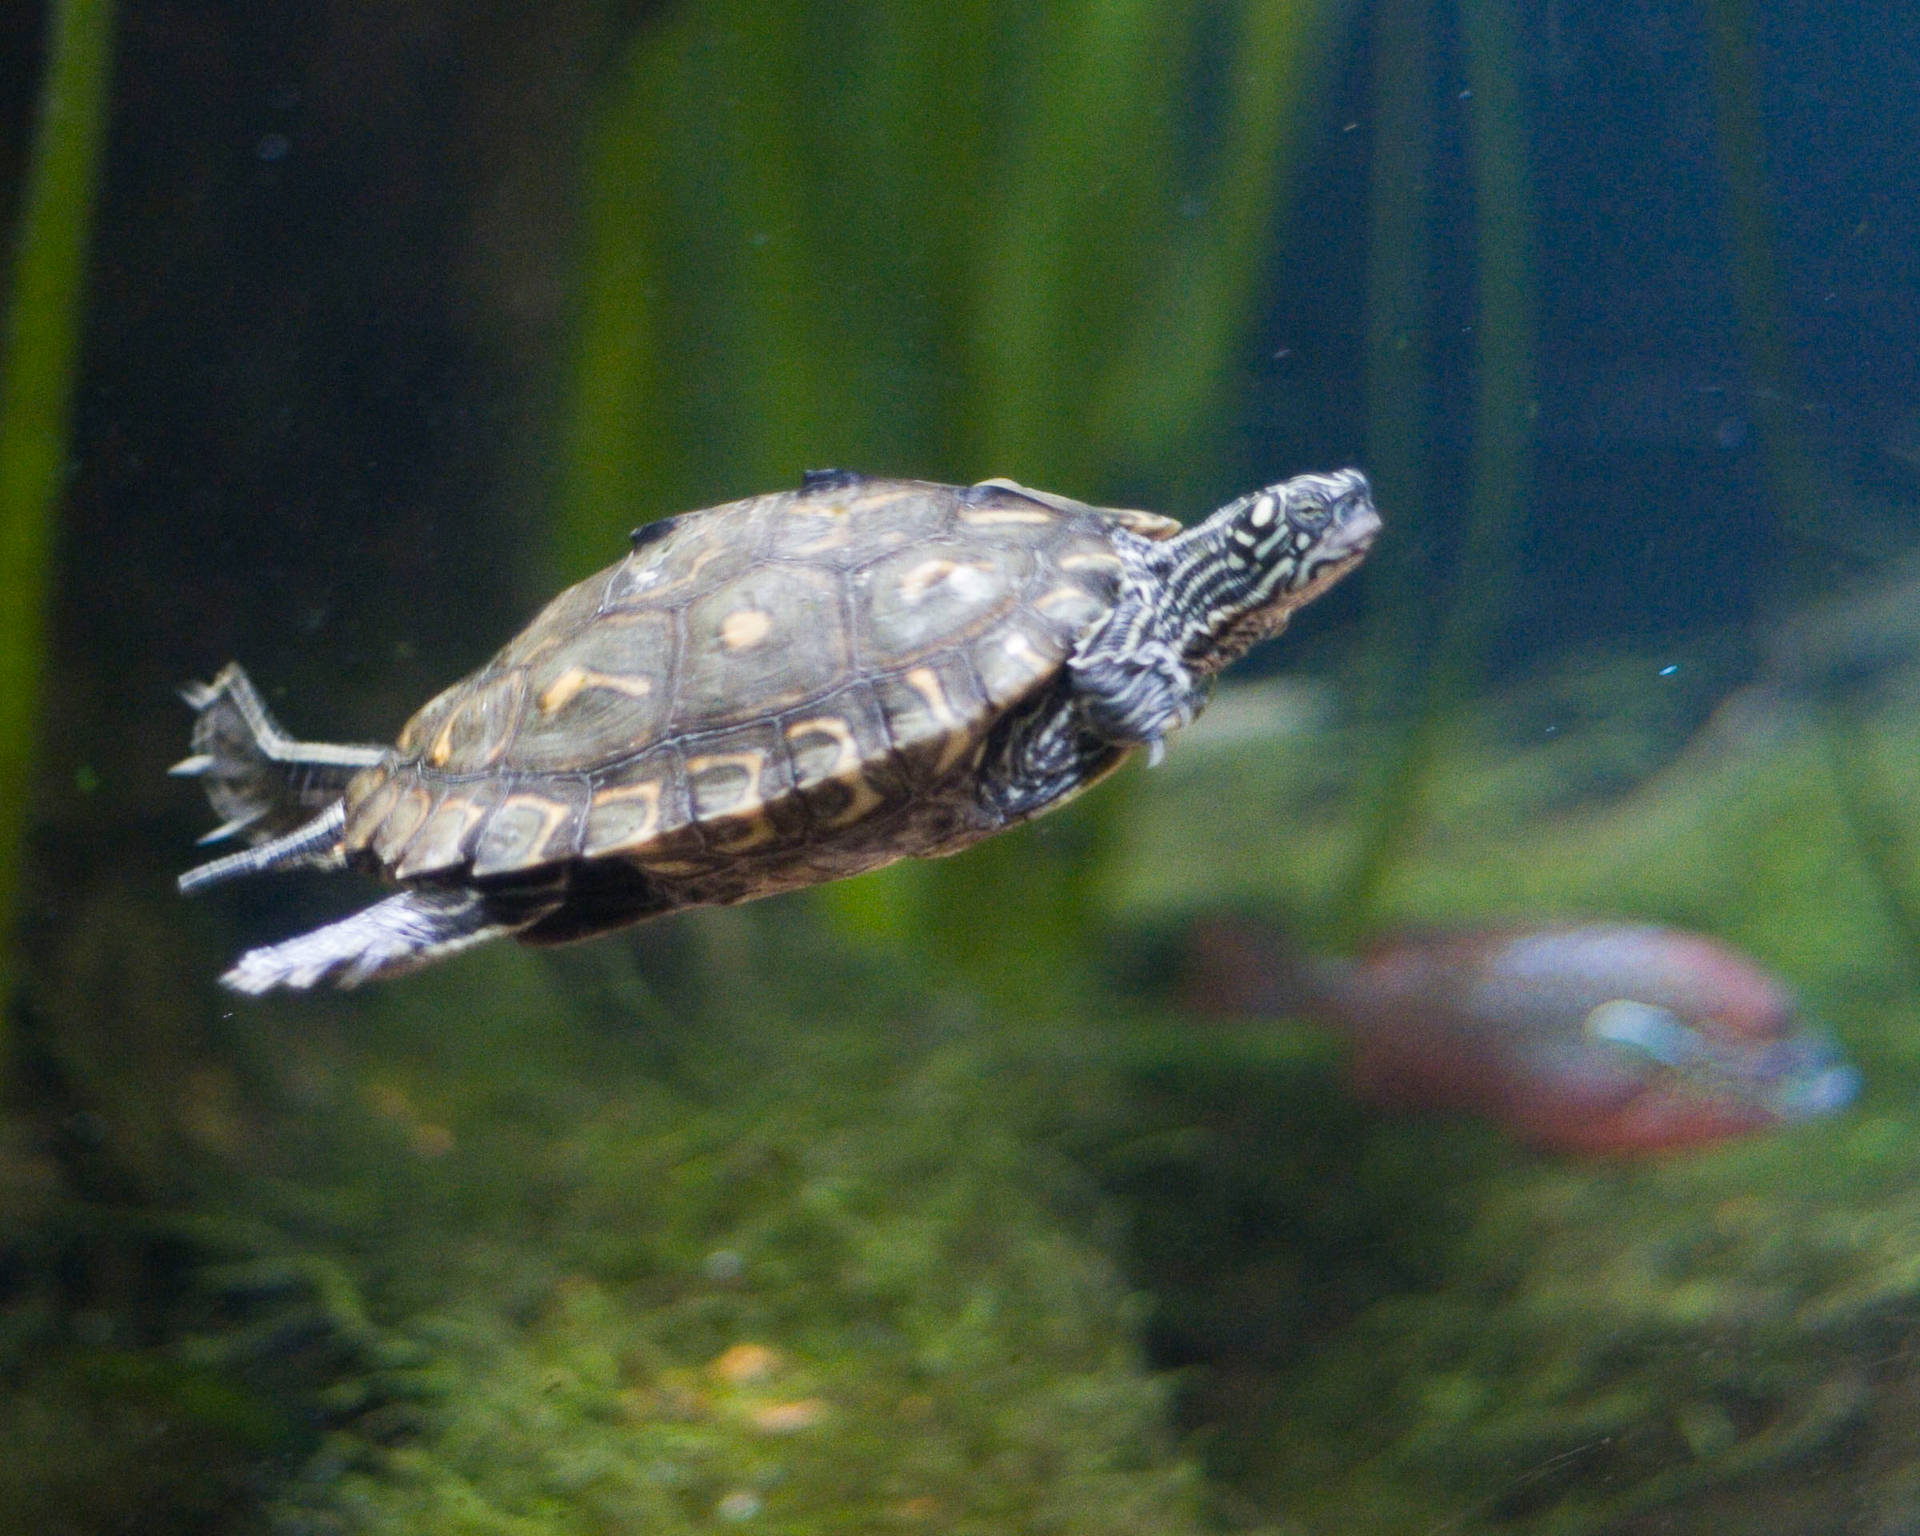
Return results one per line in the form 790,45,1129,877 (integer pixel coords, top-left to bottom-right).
340,474,1180,893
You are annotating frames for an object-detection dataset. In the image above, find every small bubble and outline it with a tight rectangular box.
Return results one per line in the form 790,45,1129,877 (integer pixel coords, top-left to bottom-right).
1658,664,1679,677
1458,88,1473,99
256,132,291,162
716,1491,762,1522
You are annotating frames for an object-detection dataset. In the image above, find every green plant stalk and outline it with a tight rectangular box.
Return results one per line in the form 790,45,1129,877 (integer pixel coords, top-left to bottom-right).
563,22,675,579
1698,0,1827,557
1329,0,1437,944
0,0,118,1021
1100,0,1360,474
1337,0,1535,934
1700,0,1920,976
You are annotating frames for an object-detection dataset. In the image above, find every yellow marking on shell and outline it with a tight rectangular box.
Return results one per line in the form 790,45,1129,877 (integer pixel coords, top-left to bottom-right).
899,557,997,605
784,523,852,555
1036,583,1104,618
1058,551,1125,572
428,719,455,768
538,666,590,713
847,488,919,514
1001,631,1043,665
957,505,1054,525
394,798,488,878
686,750,766,810
899,558,959,601
720,609,774,649
786,715,884,827
903,667,973,775
642,858,705,876
820,772,883,827
539,665,653,713
378,785,435,858
786,715,857,775
686,750,776,850
583,780,663,854
713,813,776,850
488,793,573,863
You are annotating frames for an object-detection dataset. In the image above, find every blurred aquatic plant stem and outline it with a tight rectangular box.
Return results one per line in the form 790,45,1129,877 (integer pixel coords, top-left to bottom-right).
1699,0,1920,974
0,0,117,1021
1335,0,1536,940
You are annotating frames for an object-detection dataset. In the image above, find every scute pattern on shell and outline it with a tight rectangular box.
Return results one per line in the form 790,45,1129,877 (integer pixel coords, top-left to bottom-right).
341,477,1143,886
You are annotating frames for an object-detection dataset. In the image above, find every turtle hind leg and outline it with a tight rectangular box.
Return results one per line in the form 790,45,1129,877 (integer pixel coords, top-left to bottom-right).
219,887,558,994
172,663,388,845
179,803,349,894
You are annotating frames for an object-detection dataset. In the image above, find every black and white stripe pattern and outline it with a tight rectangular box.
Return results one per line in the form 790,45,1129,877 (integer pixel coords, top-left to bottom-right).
1150,468,1378,674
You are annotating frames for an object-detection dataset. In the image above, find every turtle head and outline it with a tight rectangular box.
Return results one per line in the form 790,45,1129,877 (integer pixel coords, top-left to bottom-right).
1165,468,1380,673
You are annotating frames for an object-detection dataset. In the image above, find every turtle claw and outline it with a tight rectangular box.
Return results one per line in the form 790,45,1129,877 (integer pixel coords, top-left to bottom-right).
169,752,215,778
196,810,267,846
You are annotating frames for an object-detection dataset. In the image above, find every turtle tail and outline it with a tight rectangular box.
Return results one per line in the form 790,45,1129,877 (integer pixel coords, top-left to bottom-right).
219,887,556,994
170,663,387,846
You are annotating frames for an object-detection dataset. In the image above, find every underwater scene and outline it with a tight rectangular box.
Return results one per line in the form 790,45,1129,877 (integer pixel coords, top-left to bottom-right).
4,0,1918,1531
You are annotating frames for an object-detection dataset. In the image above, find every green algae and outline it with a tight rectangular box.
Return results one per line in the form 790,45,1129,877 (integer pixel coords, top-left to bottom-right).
69,926,1204,1535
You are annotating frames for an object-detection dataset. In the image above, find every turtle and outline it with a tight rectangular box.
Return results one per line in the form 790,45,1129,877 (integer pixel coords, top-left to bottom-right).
175,467,1378,993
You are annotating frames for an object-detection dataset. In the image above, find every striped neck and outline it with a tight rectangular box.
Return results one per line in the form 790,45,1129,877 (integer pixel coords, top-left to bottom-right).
1150,469,1379,675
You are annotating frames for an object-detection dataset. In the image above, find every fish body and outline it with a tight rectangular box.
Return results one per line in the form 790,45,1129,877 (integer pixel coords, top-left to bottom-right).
1183,920,1859,1155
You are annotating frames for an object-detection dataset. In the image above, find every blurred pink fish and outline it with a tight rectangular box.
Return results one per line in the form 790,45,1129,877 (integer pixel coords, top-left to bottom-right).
1182,920,1859,1155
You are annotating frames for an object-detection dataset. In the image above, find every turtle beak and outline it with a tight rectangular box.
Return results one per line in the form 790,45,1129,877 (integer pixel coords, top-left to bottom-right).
1328,505,1381,562
1325,479,1382,561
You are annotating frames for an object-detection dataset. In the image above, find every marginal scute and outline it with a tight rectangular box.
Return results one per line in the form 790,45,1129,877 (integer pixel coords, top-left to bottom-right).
393,785,498,879
785,685,910,827
470,787,585,876
371,782,435,865
873,657,990,783
973,622,1064,708
342,773,403,855
582,778,664,856
686,747,779,851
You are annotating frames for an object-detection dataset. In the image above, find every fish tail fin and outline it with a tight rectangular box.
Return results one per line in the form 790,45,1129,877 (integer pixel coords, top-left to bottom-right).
1179,915,1329,1020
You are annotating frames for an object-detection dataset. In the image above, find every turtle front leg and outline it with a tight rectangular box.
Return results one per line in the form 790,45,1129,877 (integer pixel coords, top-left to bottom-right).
1066,600,1211,763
